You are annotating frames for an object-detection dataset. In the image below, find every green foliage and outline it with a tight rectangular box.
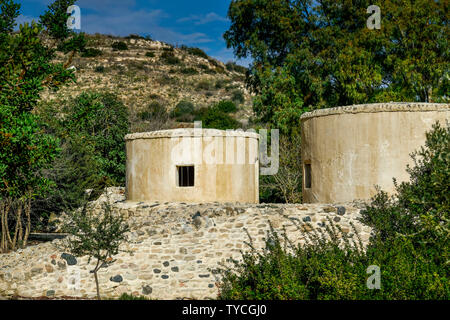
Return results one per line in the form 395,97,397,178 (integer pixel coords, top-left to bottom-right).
360,121,449,259
179,67,198,75
160,51,181,65
215,100,237,113
81,48,102,57
225,0,449,131
138,101,167,121
218,123,450,299
0,0,85,252
180,45,208,59
226,61,247,74
62,92,129,185
62,194,130,299
118,293,149,300
111,41,128,51
196,79,214,91
199,106,241,130
145,51,155,58
94,65,105,73
231,89,245,105
33,92,129,222
171,100,195,122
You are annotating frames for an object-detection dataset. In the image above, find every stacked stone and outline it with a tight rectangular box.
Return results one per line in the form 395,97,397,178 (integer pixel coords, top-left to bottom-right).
0,188,372,299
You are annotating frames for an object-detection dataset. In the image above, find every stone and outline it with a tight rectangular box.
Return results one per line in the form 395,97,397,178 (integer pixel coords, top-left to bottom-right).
57,261,67,270
153,269,161,274
161,275,169,279
46,290,55,297
171,267,179,272
192,217,203,229
31,267,43,276
163,261,169,267
142,285,153,295
336,206,346,215
199,274,210,278
110,275,123,283
124,273,137,281
45,264,54,273
333,217,341,222
61,253,77,266
208,284,214,288
322,206,336,213
302,216,311,222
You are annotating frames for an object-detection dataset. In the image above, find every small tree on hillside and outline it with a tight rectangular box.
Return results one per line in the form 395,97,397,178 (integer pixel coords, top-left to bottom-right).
62,191,130,300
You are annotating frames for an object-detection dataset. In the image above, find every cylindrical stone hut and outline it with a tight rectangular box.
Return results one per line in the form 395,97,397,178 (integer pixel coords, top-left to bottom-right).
300,103,450,203
125,128,259,203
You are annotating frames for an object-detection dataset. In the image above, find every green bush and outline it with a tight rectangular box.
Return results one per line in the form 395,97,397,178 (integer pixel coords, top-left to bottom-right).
215,100,237,113
118,293,149,300
94,65,105,73
179,67,198,75
81,48,103,57
217,122,450,300
145,51,155,58
196,79,214,91
138,101,167,121
198,63,209,71
200,107,240,130
160,51,180,65
180,45,208,59
231,89,245,104
32,92,130,222
171,100,195,122
226,61,247,74
111,41,128,51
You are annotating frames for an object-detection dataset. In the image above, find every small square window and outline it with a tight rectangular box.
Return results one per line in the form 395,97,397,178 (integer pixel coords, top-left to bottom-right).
304,163,312,189
177,166,194,187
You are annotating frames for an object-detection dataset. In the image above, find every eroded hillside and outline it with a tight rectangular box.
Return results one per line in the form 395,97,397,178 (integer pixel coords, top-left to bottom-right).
40,33,254,130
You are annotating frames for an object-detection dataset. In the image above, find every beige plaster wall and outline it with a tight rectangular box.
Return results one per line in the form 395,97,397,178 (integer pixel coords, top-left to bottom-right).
301,103,450,203
125,129,259,203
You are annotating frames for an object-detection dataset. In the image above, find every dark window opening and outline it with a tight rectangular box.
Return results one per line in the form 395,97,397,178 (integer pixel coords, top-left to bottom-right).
177,166,194,187
304,163,311,189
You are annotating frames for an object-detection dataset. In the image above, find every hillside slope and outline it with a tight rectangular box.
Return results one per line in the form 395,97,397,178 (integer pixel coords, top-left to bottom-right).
41,33,254,130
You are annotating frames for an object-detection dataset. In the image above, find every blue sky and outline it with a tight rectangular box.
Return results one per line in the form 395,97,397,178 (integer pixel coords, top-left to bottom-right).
16,0,251,66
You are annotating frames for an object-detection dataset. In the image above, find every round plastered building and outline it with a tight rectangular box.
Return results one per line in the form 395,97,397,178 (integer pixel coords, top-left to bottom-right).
125,128,259,203
301,102,450,203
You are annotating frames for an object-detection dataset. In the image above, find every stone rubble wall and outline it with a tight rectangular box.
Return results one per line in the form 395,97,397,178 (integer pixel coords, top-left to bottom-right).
0,188,372,300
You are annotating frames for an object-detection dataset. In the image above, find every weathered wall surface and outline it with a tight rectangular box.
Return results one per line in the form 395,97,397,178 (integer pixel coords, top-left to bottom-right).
301,103,450,203
125,129,259,203
0,188,371,300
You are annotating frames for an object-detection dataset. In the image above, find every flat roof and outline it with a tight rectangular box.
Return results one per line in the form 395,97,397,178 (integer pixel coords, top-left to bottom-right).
300,102,450,120
125,128,260,141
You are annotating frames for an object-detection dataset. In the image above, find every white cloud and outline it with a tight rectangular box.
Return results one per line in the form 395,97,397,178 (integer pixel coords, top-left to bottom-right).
80,9,212,45
177,12,228,25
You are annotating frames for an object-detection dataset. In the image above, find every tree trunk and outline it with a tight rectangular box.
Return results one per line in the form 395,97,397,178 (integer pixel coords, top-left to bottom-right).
23,197,31,248
94,259,101,300
11,204,22,251
1,202,6,253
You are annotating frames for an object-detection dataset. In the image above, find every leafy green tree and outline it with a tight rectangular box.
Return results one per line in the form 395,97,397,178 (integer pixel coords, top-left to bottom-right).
224,0,449,131
62,194,130,300
0,0,85,252
33,92,129,224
